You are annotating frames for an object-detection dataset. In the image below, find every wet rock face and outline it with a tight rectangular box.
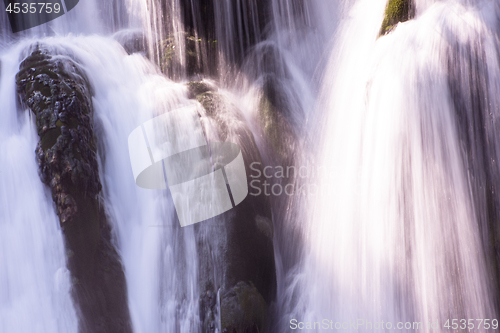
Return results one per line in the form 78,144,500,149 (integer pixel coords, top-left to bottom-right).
157,32,217,78
258,77,298,164
188,82,277,333
220,281,268,333
180,0,269,71
16,47,132,333
197,91,229,141
17,49,100,224
242,42,301,165
187,80,216,99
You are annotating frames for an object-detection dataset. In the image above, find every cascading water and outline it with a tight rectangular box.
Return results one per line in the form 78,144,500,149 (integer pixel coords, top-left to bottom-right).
278,0,500,331
72,38,202,332
0,1,202,332
2,0,500,332
0,42,78,333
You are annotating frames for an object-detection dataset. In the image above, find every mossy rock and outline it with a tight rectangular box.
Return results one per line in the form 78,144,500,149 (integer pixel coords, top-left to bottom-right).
220,281,268,333
258,90,295,163
189,84,277,333
197,91,222,115
259,94,281,149
16,46,132,333
196,91,230,140
157,32,210,77
186,80,215,99
158,36,176,69
16,48,100,210
379,0,414,36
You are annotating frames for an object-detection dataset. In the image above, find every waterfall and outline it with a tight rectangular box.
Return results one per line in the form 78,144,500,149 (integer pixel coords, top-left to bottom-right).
72,37,201,332
1,1,201,331
283,0,500,330
2,0,500,332
0,42,78,333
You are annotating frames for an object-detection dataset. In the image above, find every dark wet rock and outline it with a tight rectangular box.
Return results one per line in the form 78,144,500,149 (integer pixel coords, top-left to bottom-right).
197,90,220,115
189,87,276,333
196,91,229,140
186,80,216,99
220,281,268,333
379,0,414,36
152,0,275,78
157,32,216,78
200,286,218,333
258,78,297,164
16,46,132,333
180,0,270,70
240,42,301,165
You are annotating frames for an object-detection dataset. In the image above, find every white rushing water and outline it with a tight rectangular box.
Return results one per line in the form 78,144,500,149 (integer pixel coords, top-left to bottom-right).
0,0,202,331
2,0,500,332
0,42,78,333
35,36,203,333
79,38,201,333
283,0,500,331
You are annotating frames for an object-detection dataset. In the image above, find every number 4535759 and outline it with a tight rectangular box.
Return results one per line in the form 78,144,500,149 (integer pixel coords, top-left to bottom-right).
444,319,499,330
5,2,62,14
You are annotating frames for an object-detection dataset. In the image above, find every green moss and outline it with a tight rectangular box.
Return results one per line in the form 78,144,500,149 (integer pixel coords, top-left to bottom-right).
259,95,288,159
158,37,177,74
40,127,61,151
196,91,220,116
259,96,275,135
379,0,413,36
157,32,202,76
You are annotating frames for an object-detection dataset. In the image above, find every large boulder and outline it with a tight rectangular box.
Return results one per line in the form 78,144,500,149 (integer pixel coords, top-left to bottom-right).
16,46,132,333
220,281,268,333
